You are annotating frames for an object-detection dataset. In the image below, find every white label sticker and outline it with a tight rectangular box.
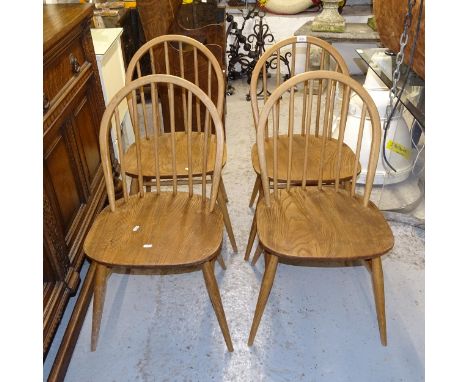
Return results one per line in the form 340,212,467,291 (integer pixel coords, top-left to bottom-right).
297,36,307,43
133,225,140,232
143,244,153,248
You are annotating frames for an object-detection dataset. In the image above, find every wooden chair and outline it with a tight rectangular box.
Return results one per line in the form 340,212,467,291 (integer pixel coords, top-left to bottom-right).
84,74,233,352
245,36,353,262
248,70,394,347
124,34,237,254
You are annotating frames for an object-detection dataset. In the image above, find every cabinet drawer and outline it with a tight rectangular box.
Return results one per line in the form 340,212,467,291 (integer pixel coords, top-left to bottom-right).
44,32,88,108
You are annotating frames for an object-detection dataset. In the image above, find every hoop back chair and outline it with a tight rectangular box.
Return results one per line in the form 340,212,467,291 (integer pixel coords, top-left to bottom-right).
124,34,237,253
245,36,354,261
84,74,233,352
248,71,394,347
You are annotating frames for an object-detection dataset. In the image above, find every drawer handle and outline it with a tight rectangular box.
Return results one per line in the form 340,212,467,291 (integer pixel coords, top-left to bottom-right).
69,53,81,75
43,92,50,113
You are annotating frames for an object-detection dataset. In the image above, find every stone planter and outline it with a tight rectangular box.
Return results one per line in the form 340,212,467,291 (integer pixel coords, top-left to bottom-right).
311,0,346,32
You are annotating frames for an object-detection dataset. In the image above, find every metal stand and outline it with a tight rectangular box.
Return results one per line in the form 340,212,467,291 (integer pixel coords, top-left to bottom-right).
225,5,291,100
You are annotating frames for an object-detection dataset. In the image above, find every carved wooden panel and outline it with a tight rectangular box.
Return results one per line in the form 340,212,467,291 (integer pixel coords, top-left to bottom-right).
44,130,85,237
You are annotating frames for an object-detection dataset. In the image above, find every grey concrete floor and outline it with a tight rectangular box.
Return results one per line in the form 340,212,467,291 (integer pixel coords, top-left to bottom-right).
48,79,424,382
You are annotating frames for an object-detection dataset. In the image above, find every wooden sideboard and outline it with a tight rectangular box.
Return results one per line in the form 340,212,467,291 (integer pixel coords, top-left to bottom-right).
43,3,107,377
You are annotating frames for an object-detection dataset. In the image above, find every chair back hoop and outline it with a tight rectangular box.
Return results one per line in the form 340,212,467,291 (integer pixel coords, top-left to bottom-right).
125,34,225,125
250,36,350,129
256,70,381,208
100,74,224,213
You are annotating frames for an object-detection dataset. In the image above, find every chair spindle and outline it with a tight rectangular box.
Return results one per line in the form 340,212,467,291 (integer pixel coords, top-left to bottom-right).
179,41,188,133
187,90,193,196
150,82,161,194
167,80,177,194
351,106,367,197
113,108,129,202
301,43,311,136
136,62,149,139
194,47,201,132
301,79,314,188
334,84,351,190
131,89,144,197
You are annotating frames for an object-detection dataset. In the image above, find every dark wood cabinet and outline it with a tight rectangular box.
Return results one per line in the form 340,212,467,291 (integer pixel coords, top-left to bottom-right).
43,3,107,368
137,0,227,132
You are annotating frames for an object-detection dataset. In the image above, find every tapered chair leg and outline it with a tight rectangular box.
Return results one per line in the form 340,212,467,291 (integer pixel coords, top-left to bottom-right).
91,263,108,351
220,176,229,203
129,177,139,195
249,174,261,208
248,254,279,346
244,214,257,261
145,177,152,193
370,257,387,346
217,192,238,253
251,243,263,266
202,261,234,352
216,254,227,270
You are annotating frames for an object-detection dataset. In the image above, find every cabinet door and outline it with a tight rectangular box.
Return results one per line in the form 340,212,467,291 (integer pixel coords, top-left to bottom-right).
44,117,88,252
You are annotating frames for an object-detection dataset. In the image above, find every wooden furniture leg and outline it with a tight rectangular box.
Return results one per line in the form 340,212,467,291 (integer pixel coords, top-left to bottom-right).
201,261,234,352
248,254,279,346
217,192,238,253
48,262,96,381
249,174,261,208
244,213,257,261
251,243,263,266
216,254,227,270
370,257,387,346
145,177,152,192
362,259,372,274
220,176,229,203
91,263,108,351
129,177,139,195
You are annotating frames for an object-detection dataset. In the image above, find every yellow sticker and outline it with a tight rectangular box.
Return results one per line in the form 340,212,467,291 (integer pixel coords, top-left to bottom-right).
386,140,411,160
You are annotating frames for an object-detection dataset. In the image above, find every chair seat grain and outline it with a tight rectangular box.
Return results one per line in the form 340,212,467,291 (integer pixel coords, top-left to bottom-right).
256,187,394,260
251,135,360,184
84,192,224,268
124,132,227,178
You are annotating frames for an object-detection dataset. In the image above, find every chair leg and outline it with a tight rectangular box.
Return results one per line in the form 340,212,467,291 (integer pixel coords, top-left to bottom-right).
251,243,263,266
91,263,108,351
145,177,152,193
217,192,238,253
370,257,387,346
220,176,229,203
244,214,257,261
201,262,234,352
248,254,279,346
129,177,139,195
362,259,372,274
216,253,227,270
343,180,352,192
249,174,261,208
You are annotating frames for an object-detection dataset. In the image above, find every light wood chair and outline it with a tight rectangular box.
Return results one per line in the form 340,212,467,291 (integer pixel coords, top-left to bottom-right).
84,74,233,352
124,34,237,254
245,36,353,261
248,70,394,347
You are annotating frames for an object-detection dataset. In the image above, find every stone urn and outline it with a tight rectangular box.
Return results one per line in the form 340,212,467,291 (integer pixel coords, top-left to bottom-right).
311,0,346,32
